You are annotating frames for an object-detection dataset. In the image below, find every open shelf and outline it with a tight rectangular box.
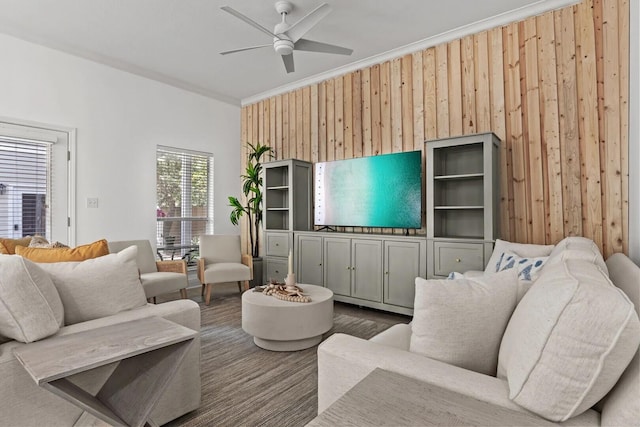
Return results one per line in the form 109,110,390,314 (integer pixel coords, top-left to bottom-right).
428,134,498,243
433,173,484,180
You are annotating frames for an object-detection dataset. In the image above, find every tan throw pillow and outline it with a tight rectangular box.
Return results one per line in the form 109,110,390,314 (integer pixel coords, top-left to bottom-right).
38,246,147,325
485,239,555,274
0,255,64,342
498,259,640,422
410,268,519,376
16,239,109,263
0,236,33,254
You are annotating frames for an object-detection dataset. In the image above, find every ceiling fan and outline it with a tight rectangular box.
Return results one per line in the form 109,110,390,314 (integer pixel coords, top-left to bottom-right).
220,1,353,73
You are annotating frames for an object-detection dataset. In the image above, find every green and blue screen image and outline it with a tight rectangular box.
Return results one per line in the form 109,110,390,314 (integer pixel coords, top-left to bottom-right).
315,151,422,228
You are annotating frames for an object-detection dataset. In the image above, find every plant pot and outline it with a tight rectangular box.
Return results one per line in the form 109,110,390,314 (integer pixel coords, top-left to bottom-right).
250,257,264,288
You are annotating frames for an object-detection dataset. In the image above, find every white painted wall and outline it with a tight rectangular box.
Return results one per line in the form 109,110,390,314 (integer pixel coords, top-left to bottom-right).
0,33,241,246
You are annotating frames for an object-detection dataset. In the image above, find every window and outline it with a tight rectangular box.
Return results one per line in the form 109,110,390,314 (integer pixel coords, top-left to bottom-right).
156,146,213,261
0,122,70,243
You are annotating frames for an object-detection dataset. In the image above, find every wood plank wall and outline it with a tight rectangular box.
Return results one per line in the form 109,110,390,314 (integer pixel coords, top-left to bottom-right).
240,0,629,258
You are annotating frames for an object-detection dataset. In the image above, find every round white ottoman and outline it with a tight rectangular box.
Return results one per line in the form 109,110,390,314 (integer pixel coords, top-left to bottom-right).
242,284,334,351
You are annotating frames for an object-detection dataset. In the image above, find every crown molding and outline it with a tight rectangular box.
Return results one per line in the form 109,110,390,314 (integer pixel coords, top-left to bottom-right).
241,0,579,106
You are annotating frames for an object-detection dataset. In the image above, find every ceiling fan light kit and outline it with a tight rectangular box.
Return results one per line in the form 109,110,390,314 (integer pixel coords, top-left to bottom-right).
220,1,353,73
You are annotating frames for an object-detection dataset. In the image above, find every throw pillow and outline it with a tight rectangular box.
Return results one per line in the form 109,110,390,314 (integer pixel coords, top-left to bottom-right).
38,245,147,325
0,255,64,342
496,252,548,281
410,268,519,376
497,259,640,422
0,236,33,254
27,235,50,248
485,239,555,274
16,239,109,263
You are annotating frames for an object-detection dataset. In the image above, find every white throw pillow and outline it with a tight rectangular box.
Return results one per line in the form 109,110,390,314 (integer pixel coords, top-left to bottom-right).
485,239,555,274
410,269,519,376
497,259,640,422
496,252,548,281
0,254,64,342
39,246,147,325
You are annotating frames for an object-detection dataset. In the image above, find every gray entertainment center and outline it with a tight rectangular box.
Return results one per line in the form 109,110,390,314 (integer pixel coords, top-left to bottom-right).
262,132,499,315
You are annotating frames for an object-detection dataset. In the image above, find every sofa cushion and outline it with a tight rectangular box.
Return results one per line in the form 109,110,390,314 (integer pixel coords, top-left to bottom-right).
485,239,555,274
0,255,64,342
546,236,608,274
497,259,640,422
16,239,109,263
0,236,32,254
410,269,518,376
38,246,147,325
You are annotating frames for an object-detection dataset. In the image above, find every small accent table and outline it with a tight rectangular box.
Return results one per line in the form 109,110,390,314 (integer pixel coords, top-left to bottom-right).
307,368,555,426
242,283,334,351
13,316,196,427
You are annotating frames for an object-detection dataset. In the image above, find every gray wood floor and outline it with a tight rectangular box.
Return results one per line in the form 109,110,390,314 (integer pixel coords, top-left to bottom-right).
158,280,410,427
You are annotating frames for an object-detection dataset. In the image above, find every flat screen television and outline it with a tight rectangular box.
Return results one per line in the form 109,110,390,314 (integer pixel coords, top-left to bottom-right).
314,151,422,229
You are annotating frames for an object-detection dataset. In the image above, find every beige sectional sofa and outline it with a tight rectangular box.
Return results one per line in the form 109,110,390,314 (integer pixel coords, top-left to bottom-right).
318,238,640,426
0,246,200,426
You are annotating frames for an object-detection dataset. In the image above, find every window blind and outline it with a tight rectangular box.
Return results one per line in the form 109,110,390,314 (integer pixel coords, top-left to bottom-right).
156,145,213,261
0,137,52,239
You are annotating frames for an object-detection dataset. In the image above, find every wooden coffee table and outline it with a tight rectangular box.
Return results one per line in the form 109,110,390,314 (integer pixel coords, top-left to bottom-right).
307,368,554,426
13,316,196,427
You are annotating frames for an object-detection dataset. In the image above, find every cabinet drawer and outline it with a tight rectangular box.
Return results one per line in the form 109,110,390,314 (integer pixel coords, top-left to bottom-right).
434,242,484,276
266,233,289,257
265,258,288,282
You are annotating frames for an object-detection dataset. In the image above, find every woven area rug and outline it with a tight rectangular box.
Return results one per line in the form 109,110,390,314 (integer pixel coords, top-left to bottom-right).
163,287,407,427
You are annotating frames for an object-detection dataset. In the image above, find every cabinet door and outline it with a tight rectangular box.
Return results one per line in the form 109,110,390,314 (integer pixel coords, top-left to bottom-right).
297,235,323,286
384,241,421,308
351,239,382,302
323,237,351,296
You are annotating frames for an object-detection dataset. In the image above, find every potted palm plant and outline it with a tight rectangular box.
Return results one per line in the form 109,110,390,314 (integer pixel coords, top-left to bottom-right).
228,141,273,287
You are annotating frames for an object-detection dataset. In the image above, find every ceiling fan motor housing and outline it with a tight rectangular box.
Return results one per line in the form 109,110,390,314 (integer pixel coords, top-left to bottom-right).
274,37,294,56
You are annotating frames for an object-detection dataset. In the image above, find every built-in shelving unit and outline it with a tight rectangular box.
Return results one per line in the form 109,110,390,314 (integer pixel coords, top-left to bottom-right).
263,159,312,283
426,133,500,277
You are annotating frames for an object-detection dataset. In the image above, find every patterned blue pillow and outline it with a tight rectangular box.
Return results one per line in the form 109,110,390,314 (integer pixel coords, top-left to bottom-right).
496,252,548,281
447,271,465,280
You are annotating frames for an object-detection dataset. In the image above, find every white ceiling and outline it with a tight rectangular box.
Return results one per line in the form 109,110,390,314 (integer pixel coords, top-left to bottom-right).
0,0,575,105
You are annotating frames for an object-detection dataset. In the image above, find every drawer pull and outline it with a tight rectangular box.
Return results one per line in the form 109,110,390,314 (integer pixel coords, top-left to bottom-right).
319,263,322,266
455,258,461,263
275,243,279,246
346,266,350,270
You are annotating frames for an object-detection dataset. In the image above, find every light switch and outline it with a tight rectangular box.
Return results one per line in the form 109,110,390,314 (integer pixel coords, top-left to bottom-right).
87,197,99,208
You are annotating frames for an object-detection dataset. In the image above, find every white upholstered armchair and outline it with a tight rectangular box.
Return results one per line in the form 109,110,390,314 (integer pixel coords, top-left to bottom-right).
198,234,253,305
108,239,189,302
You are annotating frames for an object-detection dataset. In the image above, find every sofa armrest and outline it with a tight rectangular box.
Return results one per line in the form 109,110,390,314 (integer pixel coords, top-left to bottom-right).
317,333,599,426
197,258,205,284
156,259,187,275
242,253,254,279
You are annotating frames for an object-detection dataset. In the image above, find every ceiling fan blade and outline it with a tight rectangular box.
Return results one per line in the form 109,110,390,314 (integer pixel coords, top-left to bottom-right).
282,53,295,73
294,38,353,55
220,44,272,55
221,6,281,40
286,3,331,42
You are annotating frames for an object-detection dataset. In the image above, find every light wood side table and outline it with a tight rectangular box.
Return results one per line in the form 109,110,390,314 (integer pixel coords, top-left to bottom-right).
307,368,555,426
13,316,197,427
